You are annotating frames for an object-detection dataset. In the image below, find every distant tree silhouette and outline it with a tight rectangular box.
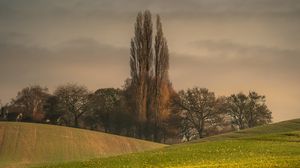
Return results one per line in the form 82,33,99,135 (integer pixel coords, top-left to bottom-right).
10,85,49,122
173,88,223,138
54,83,90,127
43,95,64,124
227,92,272,129
247,92,272,127
84,88,120,132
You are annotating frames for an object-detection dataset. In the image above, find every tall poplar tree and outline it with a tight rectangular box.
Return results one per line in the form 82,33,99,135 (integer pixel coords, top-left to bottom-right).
152,15,172,141
129,10,173,141
130,10,153,138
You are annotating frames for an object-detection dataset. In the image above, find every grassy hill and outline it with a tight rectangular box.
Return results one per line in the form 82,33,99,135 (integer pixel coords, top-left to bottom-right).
39,118,300,168
0,122,166,168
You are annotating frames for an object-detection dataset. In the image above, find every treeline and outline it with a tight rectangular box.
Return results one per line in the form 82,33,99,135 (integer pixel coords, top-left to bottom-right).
0,10,272,143
173,88,272,141
0,84,272,143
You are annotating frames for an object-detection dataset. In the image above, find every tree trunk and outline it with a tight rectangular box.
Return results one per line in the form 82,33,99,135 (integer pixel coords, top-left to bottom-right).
74,115,79,128
198,117,205,138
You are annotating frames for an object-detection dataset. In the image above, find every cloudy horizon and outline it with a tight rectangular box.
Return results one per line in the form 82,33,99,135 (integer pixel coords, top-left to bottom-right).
1,0,300,122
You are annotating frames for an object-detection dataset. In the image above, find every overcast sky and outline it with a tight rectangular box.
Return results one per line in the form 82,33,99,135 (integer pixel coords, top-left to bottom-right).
0,0,300,121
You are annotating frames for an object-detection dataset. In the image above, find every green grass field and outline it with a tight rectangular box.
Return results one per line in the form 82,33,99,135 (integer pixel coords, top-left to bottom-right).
0,122,166,168
37,119,300,168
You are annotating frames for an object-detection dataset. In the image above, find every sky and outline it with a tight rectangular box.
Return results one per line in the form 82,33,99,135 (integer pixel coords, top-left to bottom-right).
0,0,299,122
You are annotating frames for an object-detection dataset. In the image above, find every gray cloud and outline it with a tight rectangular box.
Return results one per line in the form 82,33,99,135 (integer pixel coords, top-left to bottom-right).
190,39,300,68
0,37,129,101
1,0,299,20
169,40,300,89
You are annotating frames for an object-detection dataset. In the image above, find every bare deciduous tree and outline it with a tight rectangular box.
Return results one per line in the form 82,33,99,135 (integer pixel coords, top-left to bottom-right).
43,95,64,124
13,85,49,122
174,88,221,138
85,88,122,133
227,92,272,130
54,83,90,127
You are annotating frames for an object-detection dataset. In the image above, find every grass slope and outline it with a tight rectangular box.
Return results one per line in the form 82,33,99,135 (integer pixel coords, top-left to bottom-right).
40,119,300,168
0,122,166,168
